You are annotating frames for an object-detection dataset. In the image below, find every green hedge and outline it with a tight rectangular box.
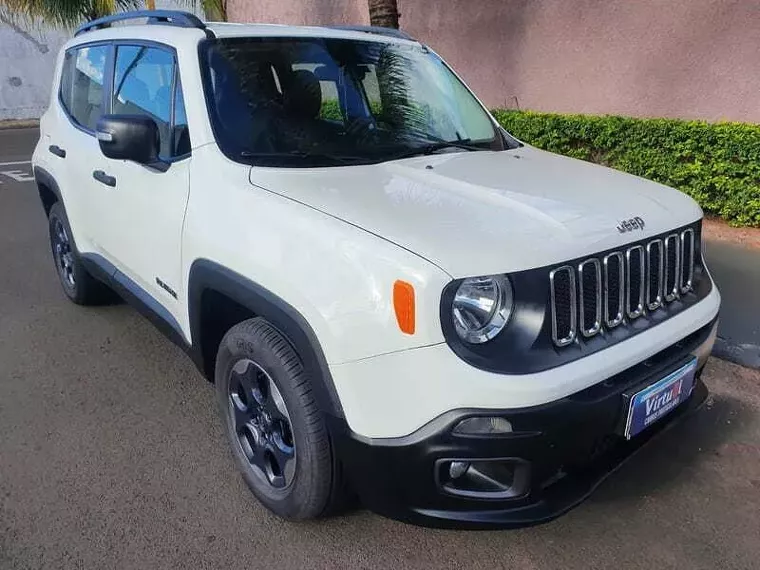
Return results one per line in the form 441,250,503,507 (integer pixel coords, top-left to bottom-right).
492,109,760,227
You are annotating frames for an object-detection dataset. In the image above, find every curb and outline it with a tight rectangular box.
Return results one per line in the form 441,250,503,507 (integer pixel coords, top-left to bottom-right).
713,336,760,370
0,119,40,130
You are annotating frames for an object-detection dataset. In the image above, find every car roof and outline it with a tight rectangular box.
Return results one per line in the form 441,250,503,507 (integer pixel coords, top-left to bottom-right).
206,22,417,44
66,19,418,50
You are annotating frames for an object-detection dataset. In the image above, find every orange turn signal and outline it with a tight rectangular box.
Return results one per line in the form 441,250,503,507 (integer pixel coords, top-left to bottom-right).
393,280,416,335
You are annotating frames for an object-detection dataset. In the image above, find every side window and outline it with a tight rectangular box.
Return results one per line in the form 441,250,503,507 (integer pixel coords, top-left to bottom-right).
172,74,191,157
112,45,189,159
60,45,109,131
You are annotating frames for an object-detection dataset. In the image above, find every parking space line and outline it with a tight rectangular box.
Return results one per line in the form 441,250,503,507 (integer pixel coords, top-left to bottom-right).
0,160,32,167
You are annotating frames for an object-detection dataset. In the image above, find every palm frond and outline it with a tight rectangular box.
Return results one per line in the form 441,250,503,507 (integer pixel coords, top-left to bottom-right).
0,0,227,30
196,0,226,21
0,0,141,28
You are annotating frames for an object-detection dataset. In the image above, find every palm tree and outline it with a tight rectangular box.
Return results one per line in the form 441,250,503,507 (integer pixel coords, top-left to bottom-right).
0,0,227,27
368,0,399,29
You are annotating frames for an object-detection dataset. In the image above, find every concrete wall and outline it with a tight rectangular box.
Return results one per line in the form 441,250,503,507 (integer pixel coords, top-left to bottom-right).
228,0,760,123
0,1,200,120
0,18,68,120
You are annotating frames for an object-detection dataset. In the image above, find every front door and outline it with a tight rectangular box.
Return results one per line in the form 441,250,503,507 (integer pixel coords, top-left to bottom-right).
92,43,192,326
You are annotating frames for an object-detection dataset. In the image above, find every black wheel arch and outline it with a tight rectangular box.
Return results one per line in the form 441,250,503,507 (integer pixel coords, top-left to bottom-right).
188,259,344,419
33,166,62,217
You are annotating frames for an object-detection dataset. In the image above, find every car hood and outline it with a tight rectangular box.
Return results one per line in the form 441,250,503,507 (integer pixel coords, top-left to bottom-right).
248,146,702,277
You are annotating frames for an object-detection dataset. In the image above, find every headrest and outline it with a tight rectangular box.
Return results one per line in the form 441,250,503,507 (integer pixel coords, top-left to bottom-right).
282,69,322,119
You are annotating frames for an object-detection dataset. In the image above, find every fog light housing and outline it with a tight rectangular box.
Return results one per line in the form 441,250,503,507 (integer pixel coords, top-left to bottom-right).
437,458,530,499
452,416,512,436
448,461,470,479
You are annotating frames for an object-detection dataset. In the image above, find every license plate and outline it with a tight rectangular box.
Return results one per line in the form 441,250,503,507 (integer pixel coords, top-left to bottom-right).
622,358,698,439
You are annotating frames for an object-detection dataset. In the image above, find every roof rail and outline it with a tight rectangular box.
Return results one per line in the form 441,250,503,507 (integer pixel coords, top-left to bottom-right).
75,9,208,37
328,25,414,41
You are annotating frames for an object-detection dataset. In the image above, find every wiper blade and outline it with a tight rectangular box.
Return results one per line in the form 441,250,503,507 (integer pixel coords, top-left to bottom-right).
240,150,364,165
389,138,485,160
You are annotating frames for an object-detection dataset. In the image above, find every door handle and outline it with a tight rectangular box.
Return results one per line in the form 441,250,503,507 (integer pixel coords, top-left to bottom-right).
92,170,116,187
48,145,66,158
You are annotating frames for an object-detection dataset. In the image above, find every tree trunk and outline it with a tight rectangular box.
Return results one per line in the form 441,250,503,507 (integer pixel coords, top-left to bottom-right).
368,0,399,29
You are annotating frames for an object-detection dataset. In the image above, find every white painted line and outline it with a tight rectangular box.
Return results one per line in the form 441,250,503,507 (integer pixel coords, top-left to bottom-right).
0,160,31,167
1,170,34,182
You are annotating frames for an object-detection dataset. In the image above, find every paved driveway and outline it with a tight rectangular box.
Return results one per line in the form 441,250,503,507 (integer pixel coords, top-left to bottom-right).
1,127,759,569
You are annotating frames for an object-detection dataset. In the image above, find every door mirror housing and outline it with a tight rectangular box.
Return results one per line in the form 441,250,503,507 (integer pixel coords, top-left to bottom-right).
96,115,161,166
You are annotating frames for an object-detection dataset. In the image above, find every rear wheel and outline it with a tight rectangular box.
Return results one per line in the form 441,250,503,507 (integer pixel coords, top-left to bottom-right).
215,317,340,520
48,202,113,305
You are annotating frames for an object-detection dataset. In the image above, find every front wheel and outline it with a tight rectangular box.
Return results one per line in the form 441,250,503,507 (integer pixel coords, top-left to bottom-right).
215,317,341,519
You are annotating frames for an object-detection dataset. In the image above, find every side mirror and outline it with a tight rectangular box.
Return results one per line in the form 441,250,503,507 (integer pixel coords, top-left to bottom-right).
96,115,161,165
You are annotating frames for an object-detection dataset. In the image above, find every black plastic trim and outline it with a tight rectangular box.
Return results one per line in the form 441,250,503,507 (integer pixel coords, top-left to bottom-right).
76,9,207,36
440,220,712,375
48,145,66,158
326,24,415,41
75,255,343,418
80,253,192,361
332,317,716,528
33,166,62,201
188,259,344,417
92,170,116,187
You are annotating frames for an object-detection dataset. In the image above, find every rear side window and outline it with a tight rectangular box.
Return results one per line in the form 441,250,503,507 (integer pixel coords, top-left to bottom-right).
59,45,109,131
112,45,189,158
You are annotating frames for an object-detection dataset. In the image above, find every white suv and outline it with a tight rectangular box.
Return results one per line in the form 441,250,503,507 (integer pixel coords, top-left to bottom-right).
32,10,720,528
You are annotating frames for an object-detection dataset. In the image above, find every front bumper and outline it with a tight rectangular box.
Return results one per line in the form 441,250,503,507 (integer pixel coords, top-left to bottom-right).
331,317,717,529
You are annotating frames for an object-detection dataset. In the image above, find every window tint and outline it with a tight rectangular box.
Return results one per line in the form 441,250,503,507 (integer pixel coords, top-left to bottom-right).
360,65,382,116
202,38,502,167
172,74,191,156
60,45,109,131
113,45,176,157
121,46,190,158
291,63,343,123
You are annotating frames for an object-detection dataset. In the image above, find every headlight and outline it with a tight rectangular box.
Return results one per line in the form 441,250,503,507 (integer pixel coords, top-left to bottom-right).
452,275,513,343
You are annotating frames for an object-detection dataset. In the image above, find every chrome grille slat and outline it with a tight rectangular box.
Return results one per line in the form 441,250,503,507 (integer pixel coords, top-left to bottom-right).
578,258,602,337
549,266,576,347
603,252,625,328
626,245,645,319
680,228,695,293
646,239,664,310
548,225,699,347
664,234,680,302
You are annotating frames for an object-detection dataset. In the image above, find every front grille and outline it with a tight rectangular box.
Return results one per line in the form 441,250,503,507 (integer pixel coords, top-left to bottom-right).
549,227,698,347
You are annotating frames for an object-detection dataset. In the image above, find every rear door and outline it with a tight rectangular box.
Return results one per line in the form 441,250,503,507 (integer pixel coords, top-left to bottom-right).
53,42,112,251
92,42,191,327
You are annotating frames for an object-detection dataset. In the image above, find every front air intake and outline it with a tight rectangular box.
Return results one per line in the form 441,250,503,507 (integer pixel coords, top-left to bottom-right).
549,224,699,347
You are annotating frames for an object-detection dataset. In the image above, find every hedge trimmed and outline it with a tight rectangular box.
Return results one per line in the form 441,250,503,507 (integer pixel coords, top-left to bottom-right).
491,109,760,227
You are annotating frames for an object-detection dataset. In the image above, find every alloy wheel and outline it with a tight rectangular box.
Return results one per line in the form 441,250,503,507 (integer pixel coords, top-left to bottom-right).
52,218,75,288
228,358,296,488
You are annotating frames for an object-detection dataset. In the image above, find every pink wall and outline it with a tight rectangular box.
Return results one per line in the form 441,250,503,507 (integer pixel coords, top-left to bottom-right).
228,0,760,123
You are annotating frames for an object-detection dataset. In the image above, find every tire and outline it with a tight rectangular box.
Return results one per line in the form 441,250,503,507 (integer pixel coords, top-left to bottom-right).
48,202,113,305
215,317,341,520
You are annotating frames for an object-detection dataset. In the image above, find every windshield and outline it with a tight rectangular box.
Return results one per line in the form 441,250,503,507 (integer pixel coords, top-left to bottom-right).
201,37,508,167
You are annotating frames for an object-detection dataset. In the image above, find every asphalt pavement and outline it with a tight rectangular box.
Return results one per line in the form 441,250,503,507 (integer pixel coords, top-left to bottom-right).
1,127,760,569
707,241,760,368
